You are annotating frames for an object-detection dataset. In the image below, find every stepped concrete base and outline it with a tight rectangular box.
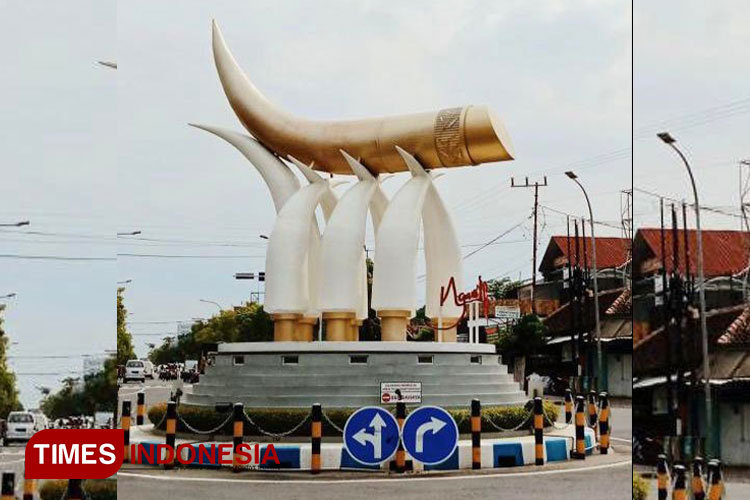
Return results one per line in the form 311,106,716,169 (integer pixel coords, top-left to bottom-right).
182,341,527,409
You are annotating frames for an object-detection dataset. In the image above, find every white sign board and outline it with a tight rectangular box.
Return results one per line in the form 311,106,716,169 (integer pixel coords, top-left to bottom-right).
494,305,521,320
380,382,422,404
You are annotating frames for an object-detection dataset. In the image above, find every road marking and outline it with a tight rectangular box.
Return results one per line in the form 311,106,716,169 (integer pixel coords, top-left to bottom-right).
610,437,631,443
118,459,632,485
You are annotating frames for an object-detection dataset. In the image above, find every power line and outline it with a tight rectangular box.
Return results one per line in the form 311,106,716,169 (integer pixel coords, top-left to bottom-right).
0,254,114,261
117,253,264,259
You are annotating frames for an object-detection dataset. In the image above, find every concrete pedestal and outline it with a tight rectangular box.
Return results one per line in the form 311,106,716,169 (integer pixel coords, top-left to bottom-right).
184,341,526,409
273,313,299,341
323,312,354,341
379,309,410,341
294,317,317,342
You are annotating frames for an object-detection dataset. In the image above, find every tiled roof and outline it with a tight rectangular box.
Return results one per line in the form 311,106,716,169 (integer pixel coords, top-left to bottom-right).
718,304,750,345
606,288,632,315
635,228,750,277
539,236,631,273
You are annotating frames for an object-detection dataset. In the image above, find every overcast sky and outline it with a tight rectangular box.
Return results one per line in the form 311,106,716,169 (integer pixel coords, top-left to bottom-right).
0,0,115,408
116,0,631,356
634,1,750,231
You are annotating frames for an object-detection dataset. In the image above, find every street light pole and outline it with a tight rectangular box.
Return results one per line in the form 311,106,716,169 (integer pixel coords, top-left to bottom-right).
565,171,603,391
199,299,223,311
0,293,17,301
657,131,712,456
0,221,30,227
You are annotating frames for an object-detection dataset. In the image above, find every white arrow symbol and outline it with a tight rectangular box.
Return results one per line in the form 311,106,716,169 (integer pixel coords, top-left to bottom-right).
353,413,387,459
415,417,447,453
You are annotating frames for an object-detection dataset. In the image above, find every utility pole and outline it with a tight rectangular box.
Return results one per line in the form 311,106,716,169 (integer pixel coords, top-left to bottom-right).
511,176,548,315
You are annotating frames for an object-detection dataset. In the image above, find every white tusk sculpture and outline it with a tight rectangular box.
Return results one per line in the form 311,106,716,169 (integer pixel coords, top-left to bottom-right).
265,182,327,341
189,123,299,211
372,147,432,341
423,183,464,341
288,156,338,221
319,151,378,341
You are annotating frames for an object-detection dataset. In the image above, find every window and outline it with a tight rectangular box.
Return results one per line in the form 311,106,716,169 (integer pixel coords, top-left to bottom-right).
470,355,482,365
282,355,299,365
349,355,368,365
233,355,245,366
417,355,433,364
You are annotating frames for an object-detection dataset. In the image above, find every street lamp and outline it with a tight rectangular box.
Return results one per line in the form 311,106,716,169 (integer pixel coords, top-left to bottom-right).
0,221,30,227
657,131,712,454
199,299,223,311
0,293,17,300
565,170,603,392
259,234,269,240
117,230,142,236
117,279,132,285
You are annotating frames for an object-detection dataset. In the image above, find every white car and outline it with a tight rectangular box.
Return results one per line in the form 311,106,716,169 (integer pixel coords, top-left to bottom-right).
142,360,155,379
124,360,146,383
4,411,39,445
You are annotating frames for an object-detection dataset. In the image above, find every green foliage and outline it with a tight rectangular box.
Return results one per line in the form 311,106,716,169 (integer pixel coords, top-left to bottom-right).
40,479,116,500
495,313,547,358
149,302,273,365
0,305,22,417
148,402,557,437
632,474,649,500
487,277,523,300
117,287,135,366
409,306,434,341
41,357,117,419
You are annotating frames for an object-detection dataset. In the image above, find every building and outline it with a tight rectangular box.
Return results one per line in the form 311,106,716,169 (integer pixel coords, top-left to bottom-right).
632,227,750,464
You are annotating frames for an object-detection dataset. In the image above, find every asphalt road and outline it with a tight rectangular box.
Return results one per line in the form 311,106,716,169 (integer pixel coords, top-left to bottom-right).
118,377,185,423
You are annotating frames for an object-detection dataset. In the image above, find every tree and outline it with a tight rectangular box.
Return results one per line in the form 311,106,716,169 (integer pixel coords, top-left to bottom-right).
0,305,21,417
149,302,273,365
494,314,547,383
487,277,523,300
117,287,135,366
41,356,117,419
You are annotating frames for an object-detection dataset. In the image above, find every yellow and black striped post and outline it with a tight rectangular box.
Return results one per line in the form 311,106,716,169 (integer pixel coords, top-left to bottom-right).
232,403,244,472
587,390,598,439
122,400,132,463
66,479,83,500
165,401,177,470
657,454,669,500
1,473,14,500
672,464,687,500
311,403,322,474
23,477,35,500
534,396,544,465
692,457,706,500
573,395,586,459
707,460,723,500
137,391,146,426
564,388,573,423
395,401,406,473
598,392,610,454
471,399,481,470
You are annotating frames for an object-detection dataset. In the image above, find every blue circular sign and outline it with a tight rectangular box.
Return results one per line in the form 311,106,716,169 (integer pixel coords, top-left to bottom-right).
401,406,458,465
343,406,400,466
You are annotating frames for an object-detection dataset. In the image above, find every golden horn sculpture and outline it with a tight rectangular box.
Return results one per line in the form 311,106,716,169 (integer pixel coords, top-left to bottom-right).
212,20,514,175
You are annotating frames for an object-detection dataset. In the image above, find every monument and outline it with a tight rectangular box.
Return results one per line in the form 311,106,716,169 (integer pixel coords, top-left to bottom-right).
182,20,526,409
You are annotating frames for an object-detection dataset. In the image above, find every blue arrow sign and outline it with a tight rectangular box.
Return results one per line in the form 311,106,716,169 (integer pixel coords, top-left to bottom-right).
401,406,458,465
343,406,400,466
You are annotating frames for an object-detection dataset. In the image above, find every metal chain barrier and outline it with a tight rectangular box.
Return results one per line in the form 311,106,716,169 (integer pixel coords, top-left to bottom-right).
543,405,572,429
151,410,167,430
484,411,532,432
176,411,234,435
243,410,311,440
321,410,345,434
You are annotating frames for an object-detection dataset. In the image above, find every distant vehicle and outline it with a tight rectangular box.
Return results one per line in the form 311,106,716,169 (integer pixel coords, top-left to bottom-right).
94,412,113,429
124,359,146,383
32,413,49,431
5,411,39,445
181,360,199,383
142,360,155,379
